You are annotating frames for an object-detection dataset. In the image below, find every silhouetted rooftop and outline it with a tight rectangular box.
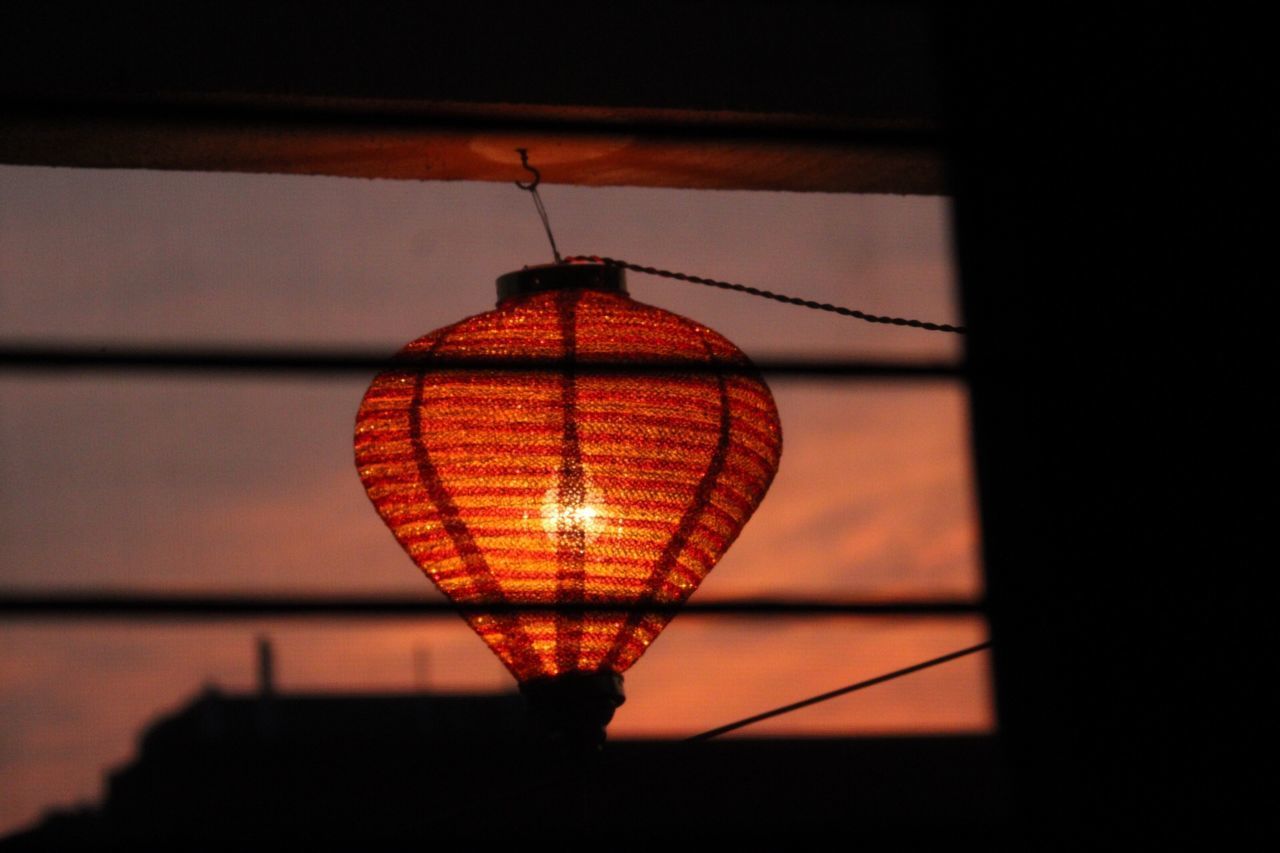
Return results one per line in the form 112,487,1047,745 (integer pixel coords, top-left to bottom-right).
7,685,1004,845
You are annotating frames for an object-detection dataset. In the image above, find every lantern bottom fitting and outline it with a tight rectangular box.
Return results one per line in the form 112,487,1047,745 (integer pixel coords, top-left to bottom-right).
519,671,626,751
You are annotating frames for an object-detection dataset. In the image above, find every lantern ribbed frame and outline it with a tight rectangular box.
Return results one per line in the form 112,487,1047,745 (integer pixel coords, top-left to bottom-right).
355,286,782,682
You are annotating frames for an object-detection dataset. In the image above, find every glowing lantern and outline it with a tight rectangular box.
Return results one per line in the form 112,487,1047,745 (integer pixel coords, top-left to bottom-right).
355,262,782,743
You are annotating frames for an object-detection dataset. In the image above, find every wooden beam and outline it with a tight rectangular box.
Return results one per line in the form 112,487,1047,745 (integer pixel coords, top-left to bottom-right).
0,3,943,193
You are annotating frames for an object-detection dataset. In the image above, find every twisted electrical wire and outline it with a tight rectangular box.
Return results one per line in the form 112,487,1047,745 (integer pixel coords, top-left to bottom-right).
567,255,967,334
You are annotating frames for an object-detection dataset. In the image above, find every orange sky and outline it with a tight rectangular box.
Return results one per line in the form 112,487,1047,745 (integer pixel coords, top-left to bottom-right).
0,165,988,834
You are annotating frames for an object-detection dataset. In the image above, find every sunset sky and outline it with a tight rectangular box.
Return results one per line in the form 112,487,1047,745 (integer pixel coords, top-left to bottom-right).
0,165,988,834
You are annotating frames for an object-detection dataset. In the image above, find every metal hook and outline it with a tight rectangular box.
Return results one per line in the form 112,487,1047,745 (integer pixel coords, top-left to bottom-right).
515,148,541,191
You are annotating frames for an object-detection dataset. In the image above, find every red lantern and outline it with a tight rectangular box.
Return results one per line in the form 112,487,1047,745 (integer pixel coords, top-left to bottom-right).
355,262,781,743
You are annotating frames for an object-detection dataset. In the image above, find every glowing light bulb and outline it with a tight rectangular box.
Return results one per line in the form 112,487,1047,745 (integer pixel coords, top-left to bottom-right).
541,479,606,546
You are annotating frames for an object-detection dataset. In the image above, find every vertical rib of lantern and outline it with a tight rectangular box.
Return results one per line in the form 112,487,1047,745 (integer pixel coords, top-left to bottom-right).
407,334,544,678
553,289,586,677
568,293,727,677
446,299,563,679
600,334,733,671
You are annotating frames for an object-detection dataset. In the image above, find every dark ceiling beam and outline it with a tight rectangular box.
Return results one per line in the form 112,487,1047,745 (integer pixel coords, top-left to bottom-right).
0,2,944,193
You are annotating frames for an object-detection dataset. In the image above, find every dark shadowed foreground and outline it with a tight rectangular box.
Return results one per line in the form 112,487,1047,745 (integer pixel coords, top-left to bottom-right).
7,680,1004,845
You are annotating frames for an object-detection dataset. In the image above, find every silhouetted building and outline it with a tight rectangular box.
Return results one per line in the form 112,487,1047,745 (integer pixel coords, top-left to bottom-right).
8,670,1005,845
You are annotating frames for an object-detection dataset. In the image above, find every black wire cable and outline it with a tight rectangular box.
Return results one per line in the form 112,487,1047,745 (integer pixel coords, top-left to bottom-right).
0,591,982,619
566,255,967,334
511,151,964,334
685,641,992,741
0,345,963,379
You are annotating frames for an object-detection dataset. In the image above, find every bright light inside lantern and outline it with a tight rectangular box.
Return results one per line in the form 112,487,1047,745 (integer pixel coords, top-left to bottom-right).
541,481,607,546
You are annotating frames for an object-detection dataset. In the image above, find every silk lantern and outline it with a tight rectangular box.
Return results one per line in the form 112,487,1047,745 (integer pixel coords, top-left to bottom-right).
355,261,782,743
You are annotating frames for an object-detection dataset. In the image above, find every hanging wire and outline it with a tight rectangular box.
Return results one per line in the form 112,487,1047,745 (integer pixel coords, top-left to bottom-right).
685,640,992,741
510,150,963,333
515,148,562,263
566,255,967,334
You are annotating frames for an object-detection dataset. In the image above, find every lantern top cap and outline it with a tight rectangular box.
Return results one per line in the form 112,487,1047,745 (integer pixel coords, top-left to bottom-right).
496,261,628,304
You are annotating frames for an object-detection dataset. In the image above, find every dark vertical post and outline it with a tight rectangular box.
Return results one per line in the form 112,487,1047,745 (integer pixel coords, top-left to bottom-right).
942,5,1270,826
257,635,275,698
254,635,277,737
